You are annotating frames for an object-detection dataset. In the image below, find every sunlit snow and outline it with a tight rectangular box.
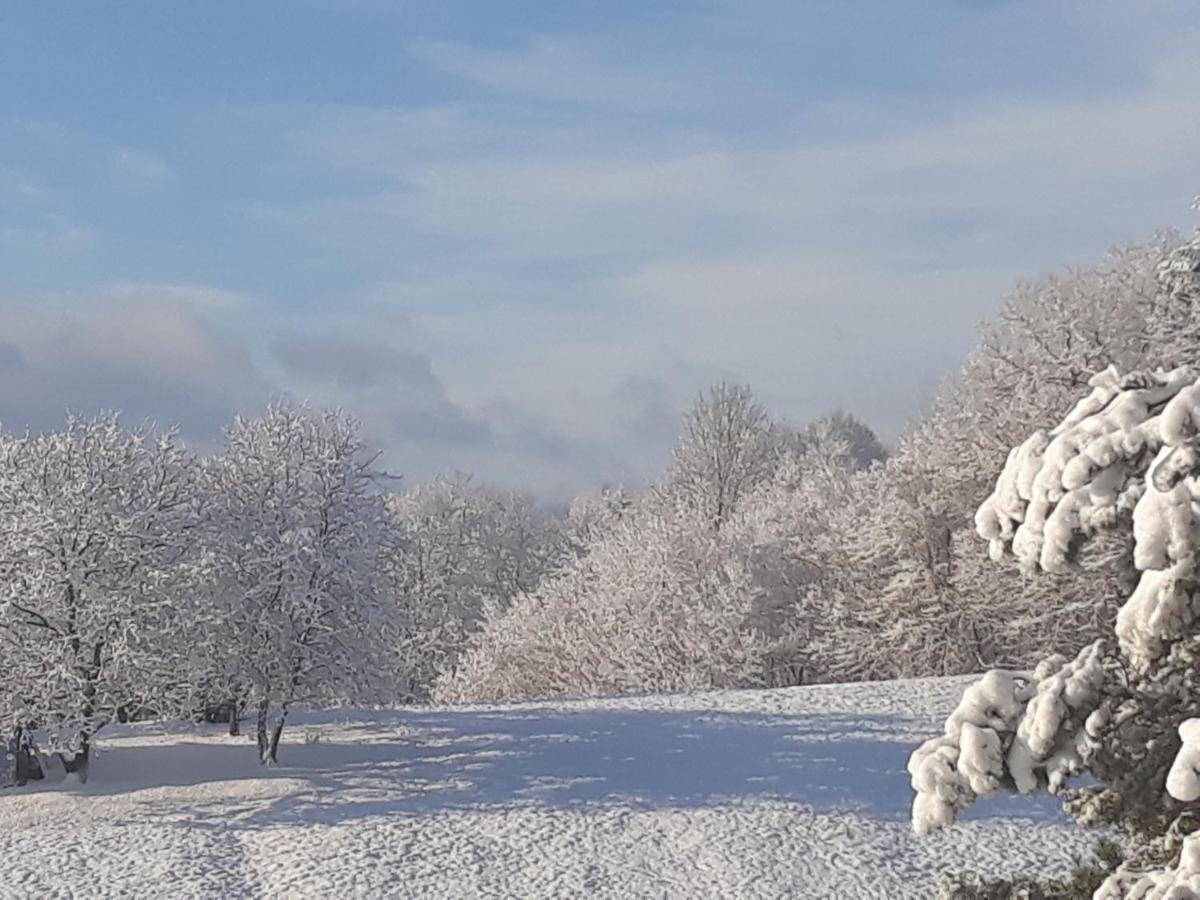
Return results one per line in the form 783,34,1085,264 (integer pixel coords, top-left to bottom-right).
1,677,1094,898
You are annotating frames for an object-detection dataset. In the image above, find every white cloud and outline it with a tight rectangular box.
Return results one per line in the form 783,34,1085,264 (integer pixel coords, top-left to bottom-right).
6,7,1199,498
1,215,97,256
0,286,268,441
247,49,1198,451
411,37,762,113
112,147,173,183
264,43,1200,276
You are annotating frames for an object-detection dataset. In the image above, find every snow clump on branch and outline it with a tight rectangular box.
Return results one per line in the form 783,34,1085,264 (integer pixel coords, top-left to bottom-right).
910,363,1200,891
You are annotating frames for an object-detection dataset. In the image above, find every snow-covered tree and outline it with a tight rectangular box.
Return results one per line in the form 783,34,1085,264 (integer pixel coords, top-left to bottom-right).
560,486,635,559
437,407,889,702
907,352,1200,891
658,382,778,529
791,410,887,472
204,404,395,763
731,463,858,687
437,498,767,703
0,414,203,780
833,234,1192,683
726,412,890,686
384,473,564,702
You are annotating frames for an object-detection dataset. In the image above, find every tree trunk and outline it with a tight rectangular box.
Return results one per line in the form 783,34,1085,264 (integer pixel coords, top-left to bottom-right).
64,637,102,783
62,732,91,783
256,699,270,763
228,697,245,737
12,726,43,786
266,708,288,765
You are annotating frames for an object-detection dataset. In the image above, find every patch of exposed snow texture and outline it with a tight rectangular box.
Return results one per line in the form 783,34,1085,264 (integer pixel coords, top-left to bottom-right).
0,676,1095,899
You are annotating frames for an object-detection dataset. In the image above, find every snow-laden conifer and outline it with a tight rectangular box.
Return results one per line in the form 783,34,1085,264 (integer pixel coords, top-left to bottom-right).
910,237,1200,891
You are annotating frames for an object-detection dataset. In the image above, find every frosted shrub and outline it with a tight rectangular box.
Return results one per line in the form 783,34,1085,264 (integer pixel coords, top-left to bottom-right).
384,473,565,702
437,500,767,702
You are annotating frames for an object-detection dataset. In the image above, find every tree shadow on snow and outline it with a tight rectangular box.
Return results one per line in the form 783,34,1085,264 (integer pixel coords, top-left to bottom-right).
41,708,1072,832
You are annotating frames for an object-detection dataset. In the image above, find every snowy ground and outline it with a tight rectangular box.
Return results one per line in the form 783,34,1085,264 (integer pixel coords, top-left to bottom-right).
0,677,1099,899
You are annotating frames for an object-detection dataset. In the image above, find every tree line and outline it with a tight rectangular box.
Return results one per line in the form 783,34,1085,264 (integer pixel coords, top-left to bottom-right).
442,231,1200,704
3,228,1198,783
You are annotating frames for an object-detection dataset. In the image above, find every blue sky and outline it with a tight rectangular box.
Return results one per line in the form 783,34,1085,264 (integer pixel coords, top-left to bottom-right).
2,1,1198,498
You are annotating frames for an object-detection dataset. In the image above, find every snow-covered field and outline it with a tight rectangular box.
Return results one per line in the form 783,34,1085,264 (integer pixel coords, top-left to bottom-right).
0,676,1097,899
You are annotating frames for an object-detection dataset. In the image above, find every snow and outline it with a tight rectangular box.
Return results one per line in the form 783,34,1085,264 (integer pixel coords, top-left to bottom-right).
1097,831,1200,899
1167,718,1200,803
0,676,1097,898
978,365,1200,674
908,644,1108,836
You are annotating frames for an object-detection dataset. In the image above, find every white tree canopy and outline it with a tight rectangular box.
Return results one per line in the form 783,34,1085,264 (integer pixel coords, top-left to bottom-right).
204,404,396,763
659,382,778,529
0,414,203,778
384,472,563,702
